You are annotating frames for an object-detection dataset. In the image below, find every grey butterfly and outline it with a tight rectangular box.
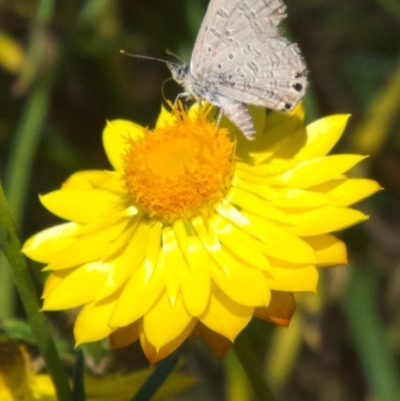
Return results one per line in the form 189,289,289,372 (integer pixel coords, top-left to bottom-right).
167,0,307,140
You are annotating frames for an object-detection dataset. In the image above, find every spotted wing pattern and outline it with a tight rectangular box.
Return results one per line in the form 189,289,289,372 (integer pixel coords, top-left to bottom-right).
187,0,307,139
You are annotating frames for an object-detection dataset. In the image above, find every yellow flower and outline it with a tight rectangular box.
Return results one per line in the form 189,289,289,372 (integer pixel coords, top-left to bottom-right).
22,104,380,363
0,338,56,401
0,338,194,400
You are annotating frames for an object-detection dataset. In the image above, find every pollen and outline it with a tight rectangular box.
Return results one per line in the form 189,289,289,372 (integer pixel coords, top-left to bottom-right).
122,108,235,223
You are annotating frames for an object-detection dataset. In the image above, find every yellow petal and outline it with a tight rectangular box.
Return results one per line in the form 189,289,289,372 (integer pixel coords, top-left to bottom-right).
22,222,79,263
62,170,125,194
233,176,330,208
211,259,270,307
226,187,294,224
140,319,197,364
267,265,319,292
88,219,135,261
155,104,175,128
303,234,348,267
264,126,308,162
109,322,139,349
180,236,211,316
72,213,133,238
244,216,317,263
110,258,165,327
268,155,367,188
163,227,184,306
210,215,271,271
262,111,348,165
74,295,120,344
199,287,253,342
285,206,368,236
143,293,193,350
103,119,145,172
236,160,299,179
144,222,163,277
94,221,150,301
173,220,211,316
216,203,318,264
43,262,110,309
254,291,296,327
293,114,350,160
312,178,382,207
235,105,304,163
191,215,223,253
46,218,130,270
42,270,67,298
40,189,123,224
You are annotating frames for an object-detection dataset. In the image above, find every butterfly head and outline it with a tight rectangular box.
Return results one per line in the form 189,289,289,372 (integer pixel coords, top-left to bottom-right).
167,62,190,85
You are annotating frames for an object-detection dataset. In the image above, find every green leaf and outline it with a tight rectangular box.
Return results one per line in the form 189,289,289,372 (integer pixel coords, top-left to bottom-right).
0,318,35,344
343,266,399,401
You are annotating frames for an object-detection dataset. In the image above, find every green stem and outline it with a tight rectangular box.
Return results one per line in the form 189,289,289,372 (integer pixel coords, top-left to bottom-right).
233,329,275,401
131,353,179,401
0,252,15,319
0,184,72,401
2,0,57,327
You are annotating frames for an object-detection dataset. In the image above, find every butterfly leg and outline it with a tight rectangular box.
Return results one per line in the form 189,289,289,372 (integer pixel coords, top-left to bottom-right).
215,108,223,127
174,92,190,106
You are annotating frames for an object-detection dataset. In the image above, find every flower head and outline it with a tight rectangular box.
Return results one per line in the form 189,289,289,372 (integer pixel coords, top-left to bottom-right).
23,103,380,363
0,339,56,401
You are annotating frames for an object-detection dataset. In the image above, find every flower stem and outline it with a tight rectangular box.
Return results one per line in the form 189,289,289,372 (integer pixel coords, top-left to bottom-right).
131,352,179,401
233,326,276,401
0,183,72,401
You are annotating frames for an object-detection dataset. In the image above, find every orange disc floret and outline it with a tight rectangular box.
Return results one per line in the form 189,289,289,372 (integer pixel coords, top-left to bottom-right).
122,108,235,223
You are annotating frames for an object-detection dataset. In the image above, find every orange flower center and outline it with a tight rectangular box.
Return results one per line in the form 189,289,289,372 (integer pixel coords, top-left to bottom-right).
122,107,235,223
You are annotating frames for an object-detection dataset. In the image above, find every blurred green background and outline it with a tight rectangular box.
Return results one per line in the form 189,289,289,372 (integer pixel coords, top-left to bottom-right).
1,0,400,400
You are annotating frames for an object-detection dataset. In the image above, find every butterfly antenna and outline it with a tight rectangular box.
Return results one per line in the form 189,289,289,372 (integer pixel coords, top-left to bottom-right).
120,49,180,106
119,49,171,65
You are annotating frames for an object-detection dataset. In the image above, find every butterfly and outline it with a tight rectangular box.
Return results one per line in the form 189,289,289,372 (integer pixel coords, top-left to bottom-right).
167,0,307,140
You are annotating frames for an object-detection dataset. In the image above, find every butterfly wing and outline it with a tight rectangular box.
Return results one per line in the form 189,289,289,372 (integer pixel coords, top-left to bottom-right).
190,0,307,111
191,0,286,66
213,38,307,111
